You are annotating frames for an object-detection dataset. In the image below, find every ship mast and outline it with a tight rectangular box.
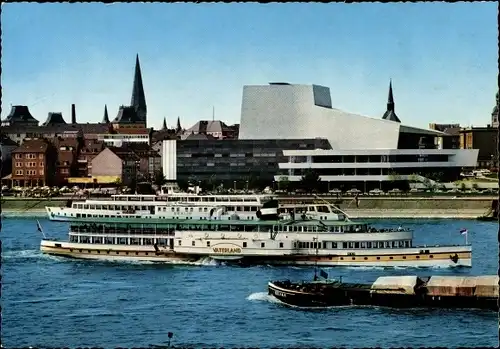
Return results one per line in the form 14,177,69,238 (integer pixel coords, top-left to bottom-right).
313,235,319,281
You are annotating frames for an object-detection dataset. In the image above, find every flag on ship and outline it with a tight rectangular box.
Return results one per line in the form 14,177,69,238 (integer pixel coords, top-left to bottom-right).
460,228,468,235
36,220,47,239
319,269,328,279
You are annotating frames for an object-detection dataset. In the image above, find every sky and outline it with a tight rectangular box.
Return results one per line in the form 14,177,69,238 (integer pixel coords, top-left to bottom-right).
1,2,498,130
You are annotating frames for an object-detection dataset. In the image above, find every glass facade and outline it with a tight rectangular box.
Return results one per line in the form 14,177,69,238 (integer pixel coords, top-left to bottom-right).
176,138,331,184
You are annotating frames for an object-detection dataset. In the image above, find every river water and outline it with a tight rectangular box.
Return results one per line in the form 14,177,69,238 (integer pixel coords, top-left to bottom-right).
2,217,498,348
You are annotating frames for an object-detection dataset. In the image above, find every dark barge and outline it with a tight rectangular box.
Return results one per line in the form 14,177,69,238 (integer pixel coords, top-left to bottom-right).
268,275,498,311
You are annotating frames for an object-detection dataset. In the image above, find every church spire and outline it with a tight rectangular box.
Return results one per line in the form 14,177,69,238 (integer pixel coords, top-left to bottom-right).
387,79,394,109
131,54,147,126
102,105,110,123
176,116,182,133
382,79,401,123
162,117,167,130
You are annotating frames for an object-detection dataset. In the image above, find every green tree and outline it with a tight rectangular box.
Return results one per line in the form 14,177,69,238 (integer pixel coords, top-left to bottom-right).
277,176,290,191
153,169,167,187
300,169,321,193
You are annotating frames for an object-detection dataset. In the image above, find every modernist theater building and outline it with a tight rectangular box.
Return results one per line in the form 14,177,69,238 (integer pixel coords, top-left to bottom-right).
163,82,478,189
238,83,478,188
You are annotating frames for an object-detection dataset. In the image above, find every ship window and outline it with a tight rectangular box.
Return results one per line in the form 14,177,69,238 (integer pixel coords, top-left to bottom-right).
429,255,433,258
389,256,393,260
79,249,82,253
352,257,355,260
323,242,327,249
360,242,366,248
416,256,420,259
243,242,247,248
342,242,348,249
90,205,96,210
84,205,89,209
364,257,367,260
145,252,149,255
279,242,284,248
192,241,195,246
135,252,139,255
402,256,406,259
178,240,182,246
376,257,380,260
340,257,344,260
349,242,354,249
332,242,337,248
116,251,119,254
261,242,265,248
405,241,410,248
392,241,397,248
206,241,210,247
399,241,404,248
354,242,360,249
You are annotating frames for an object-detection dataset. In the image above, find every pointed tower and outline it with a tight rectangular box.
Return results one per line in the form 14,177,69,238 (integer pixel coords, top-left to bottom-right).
176,117,182,133
162,117,167,130
131,54,147,126
102,105,110,124
491,91,499,127
382,80,401,123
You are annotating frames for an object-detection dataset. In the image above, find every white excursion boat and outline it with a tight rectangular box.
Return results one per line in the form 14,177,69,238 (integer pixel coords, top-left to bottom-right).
45,193,280,222
39,216,472,268
45,193,346,223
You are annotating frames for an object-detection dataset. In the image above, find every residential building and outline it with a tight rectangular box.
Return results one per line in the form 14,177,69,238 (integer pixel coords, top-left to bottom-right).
77,138,106,177
459,126,497,168
91,147,140,186
429,123,461,149
1,105,39,127
120,143,161,180
97,129,150,147
182,120,238,140
54,137,80,185
1,135,19,179
10,138,56,187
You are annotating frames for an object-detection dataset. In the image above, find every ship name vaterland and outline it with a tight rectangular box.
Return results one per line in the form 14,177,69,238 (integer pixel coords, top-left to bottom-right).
39,194,471,268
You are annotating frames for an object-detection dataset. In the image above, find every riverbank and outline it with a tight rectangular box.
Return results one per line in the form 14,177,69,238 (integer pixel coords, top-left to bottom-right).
343,209,487,219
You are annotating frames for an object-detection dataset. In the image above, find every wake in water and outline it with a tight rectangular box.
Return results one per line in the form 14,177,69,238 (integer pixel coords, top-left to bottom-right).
247,291,282,304
247,292,364,311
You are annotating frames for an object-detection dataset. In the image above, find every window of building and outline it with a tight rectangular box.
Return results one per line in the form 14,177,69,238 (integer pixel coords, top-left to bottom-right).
39,169,44,175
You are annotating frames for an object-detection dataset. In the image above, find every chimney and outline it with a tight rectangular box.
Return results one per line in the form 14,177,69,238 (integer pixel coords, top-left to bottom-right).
71,104,76,124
